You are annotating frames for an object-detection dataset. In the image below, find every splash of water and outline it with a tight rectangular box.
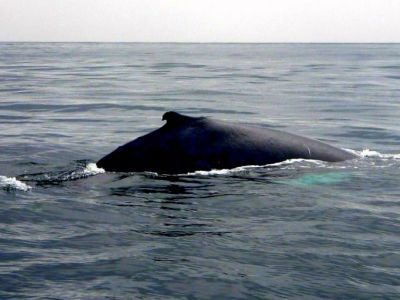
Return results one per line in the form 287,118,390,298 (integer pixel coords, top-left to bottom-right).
16,163,105,187
0,175,32,191
346,148,400,159
70,163,105,179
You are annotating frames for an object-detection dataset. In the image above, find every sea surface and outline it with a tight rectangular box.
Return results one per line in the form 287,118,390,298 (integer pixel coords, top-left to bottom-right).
1,43,400,299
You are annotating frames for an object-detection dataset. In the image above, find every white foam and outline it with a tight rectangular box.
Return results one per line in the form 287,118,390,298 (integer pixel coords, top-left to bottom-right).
185,165,257,176
0,175,31,191
185,160,325,176
266,158,325,167
117,149,400,178
84,163,106,175
68,163,105,180
345,148,400,159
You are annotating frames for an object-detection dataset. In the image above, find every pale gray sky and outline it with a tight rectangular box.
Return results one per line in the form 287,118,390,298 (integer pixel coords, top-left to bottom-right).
1,0,399,42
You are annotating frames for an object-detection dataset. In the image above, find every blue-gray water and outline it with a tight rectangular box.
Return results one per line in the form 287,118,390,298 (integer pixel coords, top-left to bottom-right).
1,43,400,299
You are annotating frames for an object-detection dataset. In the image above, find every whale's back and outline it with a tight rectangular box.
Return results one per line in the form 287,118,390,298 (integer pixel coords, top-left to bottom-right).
97,112,356,173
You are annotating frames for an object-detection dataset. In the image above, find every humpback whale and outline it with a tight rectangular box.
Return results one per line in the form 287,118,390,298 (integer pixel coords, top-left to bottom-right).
97,111,356,174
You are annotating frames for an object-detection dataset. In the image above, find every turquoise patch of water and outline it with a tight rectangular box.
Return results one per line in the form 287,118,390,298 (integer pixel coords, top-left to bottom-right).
283,172,350,187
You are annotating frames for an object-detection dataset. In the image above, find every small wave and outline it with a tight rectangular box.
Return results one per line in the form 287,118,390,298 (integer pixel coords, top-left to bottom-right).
0,175,31,191
266,158,326,167
186,165,260,176
345,149,400,159
185,159,326,176
19,163,105,185
70,163,105,179
182,150,400,177
52,162,105,181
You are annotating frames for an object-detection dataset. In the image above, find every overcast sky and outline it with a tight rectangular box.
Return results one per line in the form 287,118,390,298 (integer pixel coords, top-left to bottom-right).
0,0,399,42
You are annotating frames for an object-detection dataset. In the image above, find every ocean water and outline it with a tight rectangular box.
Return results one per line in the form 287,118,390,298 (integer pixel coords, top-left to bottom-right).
1,43,400,299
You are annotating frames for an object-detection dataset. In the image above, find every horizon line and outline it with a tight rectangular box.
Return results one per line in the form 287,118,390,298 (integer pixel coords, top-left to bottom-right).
1,41,400,44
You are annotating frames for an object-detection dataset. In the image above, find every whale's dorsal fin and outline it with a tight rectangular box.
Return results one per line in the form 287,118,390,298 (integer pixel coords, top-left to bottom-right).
162,111,197,125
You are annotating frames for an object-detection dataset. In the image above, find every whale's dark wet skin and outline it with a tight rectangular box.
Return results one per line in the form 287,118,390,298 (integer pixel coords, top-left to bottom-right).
97,112,356,174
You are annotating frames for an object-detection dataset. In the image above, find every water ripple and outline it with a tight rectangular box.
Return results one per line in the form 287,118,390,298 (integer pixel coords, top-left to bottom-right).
1,43,400,299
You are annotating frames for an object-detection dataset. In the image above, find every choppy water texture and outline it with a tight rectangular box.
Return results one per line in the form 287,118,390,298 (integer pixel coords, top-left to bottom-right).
1,43,400,299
